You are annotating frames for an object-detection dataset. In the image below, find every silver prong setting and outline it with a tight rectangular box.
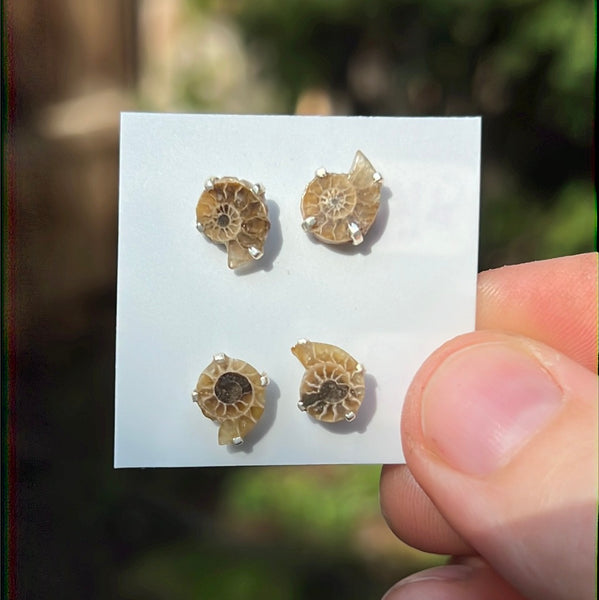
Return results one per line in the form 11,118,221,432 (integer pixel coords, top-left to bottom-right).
315,167,327,178
297,401,307,412
345,411,356,422
301,216,317,232
204,177,217,190
354,363,364,374
260,373,270,387
196,221,204,233
296,338,308,346
232,436,244,446
251,182,265,196
348,222,363,245
213,353,227,364
372,171,383,183
191,390,199,402
248,246,263,260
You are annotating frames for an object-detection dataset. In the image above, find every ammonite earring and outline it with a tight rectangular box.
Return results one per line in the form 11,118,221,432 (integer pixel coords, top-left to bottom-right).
291,339,365,423
196,177,270,269
192,353,269,445
300,151,382,245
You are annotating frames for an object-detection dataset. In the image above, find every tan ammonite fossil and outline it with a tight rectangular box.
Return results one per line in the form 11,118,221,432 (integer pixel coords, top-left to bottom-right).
300,151,383,245
192,353,269,445
196,177,270,269
291,339,365,423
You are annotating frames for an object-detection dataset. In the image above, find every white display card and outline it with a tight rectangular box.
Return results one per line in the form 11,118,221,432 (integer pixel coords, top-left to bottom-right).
114,113,480,467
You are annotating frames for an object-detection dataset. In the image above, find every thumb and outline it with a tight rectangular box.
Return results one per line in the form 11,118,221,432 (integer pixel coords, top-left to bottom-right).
400,331,597,600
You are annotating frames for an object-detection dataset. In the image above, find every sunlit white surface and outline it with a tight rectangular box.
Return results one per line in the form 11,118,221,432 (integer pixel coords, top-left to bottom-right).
115,113,480,467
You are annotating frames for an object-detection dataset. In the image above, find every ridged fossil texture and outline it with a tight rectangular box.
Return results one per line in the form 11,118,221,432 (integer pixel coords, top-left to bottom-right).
196,177,270,269
300,151,382,245
291,339,365,423
192,354,269,445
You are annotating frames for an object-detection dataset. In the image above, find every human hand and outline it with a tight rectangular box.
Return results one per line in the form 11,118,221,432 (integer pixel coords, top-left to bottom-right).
380,253,598,600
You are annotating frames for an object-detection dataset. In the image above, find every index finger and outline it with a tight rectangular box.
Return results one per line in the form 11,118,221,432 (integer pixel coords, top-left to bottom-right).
476,252,597,372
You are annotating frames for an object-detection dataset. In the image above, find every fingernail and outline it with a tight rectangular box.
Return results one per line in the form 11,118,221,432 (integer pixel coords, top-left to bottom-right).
421,342,563,476
382,565,473,599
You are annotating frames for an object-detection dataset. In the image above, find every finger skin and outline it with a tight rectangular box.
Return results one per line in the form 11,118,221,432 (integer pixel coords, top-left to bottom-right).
382,557,527,600
380,253,598,557
380,464,473,555
477,253,598,373
401,331,598,600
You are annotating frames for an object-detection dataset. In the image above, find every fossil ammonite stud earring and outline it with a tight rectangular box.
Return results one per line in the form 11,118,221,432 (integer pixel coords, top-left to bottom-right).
300,151,382,245
291,339,366,423
196,177,270,269
192,354,269,445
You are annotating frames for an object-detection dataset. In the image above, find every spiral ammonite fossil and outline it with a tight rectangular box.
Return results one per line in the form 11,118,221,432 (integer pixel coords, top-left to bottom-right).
301,151,382,245
291,340,365,423
192,354,269,445
196,177,270,269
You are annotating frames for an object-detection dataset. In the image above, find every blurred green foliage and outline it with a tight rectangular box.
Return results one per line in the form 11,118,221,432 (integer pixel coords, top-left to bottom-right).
115,464,442,600
120,542,301,600
223,466,380,545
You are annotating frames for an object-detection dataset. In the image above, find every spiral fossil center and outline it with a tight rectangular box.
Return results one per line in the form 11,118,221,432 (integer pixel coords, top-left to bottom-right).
318,182,356,219
322,189,348,210
302,379,349,407
217,213,230,227
205,204,242,242
215,372,252,404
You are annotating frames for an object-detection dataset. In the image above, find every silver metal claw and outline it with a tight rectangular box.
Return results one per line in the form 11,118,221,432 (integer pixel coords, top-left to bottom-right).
348,222,363,245
248,246,263,260
301,216,317,232
251,183,265,196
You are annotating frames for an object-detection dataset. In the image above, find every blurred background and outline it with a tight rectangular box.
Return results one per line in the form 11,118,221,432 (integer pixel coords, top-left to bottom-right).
3,0,595,598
